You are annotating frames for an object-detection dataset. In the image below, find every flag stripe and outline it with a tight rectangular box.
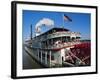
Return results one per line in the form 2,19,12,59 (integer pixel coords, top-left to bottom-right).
64,14,72,22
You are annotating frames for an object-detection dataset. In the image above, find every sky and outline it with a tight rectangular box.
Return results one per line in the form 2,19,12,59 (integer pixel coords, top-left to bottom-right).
22,10,91,40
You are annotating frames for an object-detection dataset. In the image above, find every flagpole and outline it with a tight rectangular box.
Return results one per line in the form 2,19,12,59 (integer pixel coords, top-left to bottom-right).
62,14,64,29
30,24,32,40
62,14,64,44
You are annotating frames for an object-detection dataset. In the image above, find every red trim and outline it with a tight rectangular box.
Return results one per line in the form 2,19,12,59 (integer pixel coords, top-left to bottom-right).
45,42,90,51
51,45,74,51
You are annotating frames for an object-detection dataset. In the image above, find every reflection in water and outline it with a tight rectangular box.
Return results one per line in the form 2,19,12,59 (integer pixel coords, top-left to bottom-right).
23,48,43,69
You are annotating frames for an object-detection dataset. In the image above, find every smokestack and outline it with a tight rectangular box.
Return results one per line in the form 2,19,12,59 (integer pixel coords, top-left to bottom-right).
30,24,32,40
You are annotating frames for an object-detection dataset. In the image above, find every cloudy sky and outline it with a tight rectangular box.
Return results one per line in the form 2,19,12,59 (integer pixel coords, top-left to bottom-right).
23,10,91,40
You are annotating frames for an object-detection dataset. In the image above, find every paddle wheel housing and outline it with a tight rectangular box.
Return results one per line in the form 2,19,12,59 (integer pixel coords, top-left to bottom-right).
64,42,91,66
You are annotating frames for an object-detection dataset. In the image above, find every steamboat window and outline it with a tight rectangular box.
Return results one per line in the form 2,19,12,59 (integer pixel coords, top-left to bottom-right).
47,54,50,59
51,55,54,60
39,51,41,58
67,36,70,42
42,53,45,58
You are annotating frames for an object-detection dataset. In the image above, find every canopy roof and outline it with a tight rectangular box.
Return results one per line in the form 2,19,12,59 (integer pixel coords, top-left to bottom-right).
39,27,70,37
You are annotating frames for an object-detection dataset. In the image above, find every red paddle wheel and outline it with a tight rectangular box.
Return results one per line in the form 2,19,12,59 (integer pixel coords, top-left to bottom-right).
65,42,91,66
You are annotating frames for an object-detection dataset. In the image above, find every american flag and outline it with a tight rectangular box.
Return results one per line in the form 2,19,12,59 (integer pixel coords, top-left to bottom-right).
64,14,72,22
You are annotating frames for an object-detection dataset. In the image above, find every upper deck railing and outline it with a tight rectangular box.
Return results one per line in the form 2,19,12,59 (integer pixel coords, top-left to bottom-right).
49,31,81,38
39,31,81,41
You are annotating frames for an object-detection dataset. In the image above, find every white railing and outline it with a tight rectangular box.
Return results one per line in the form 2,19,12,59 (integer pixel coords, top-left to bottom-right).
47,41,81,49
47,31,81,39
